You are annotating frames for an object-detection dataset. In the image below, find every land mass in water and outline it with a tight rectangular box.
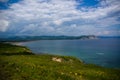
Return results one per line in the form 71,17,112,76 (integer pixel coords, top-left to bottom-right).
1,35,120,42
0,42,120,80
0,35,97,42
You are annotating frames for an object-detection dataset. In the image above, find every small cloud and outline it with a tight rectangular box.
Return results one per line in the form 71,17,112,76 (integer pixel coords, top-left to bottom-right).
54,20,63,25
103,31,110,35
0,20,9,32
0,0,8,2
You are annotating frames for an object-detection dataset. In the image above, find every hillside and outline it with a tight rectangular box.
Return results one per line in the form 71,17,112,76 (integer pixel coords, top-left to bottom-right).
0,43,33,55
0,43,120,80
0,35,97,42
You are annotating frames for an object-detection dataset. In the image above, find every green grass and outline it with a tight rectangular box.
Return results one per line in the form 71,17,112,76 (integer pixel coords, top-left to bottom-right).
0,43,33,55
0,43,120,80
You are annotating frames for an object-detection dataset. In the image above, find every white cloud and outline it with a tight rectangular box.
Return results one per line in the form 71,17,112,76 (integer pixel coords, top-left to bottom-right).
97,30,120,36
0,0,8,2
0,20,9,32
103,31,110,35
0,0,120,36
54,20,63,25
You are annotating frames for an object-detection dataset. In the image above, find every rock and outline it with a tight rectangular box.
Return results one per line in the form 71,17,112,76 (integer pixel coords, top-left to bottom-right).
52,57,62,62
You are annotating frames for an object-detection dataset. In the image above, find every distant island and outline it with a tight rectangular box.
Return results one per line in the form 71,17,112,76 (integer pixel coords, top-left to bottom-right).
1,35,120,42
0,35,97,42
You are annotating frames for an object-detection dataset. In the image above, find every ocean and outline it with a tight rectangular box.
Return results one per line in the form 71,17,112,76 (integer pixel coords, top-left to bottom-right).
21,38,120,68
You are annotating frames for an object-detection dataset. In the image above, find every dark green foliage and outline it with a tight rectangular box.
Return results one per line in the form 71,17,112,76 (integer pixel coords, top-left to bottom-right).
0,43,33,55
0,43,120,80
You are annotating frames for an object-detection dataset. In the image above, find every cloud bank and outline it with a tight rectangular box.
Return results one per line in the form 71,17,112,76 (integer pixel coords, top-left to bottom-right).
0,0,120,36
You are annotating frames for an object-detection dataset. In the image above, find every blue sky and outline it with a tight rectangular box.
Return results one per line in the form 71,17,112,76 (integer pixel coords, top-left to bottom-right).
0,0,120,37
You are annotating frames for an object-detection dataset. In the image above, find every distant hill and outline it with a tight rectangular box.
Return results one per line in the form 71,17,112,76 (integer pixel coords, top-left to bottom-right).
98,36,120,38
0,35,97,42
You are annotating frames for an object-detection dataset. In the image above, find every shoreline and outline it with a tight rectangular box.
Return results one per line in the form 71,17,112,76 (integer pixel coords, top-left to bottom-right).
2,40,120,69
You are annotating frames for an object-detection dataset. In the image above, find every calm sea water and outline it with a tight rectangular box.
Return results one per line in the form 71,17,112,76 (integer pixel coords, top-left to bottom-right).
21,38,120,68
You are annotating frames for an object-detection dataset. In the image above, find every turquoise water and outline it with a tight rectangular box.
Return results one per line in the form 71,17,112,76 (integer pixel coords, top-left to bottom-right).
22,38,120,68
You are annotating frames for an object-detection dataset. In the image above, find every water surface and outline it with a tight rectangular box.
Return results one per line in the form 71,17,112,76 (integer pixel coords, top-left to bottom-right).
21,38,120,68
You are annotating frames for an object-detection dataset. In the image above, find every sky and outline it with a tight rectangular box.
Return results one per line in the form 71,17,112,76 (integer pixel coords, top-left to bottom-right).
0,0,120,37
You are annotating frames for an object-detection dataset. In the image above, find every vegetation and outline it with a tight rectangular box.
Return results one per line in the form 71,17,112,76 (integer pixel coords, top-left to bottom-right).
0,43,33,55
0,35,97,42
0,43,120,80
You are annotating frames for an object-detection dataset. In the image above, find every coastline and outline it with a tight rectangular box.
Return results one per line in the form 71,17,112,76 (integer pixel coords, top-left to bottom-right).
0,42,120,80
7,39,120,69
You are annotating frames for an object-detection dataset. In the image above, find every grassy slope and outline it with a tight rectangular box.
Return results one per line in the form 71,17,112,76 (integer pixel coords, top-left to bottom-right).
0,43,33,55
0,43,120,80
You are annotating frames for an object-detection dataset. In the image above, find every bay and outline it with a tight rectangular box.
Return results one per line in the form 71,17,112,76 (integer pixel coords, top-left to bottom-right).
21,38,120,68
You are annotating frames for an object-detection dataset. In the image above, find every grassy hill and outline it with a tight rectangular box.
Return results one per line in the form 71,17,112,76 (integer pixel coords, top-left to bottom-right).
0,43,120,80
0,43,33,55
